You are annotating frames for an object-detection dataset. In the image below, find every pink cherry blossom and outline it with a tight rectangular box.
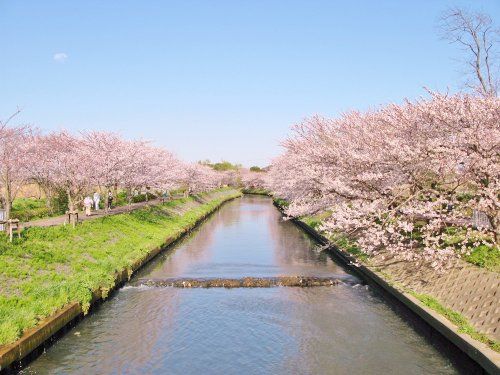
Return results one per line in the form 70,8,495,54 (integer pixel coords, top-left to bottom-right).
268,93,499,270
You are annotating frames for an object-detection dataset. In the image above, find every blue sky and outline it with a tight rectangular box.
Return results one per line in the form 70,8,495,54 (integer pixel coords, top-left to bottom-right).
1,1,498,167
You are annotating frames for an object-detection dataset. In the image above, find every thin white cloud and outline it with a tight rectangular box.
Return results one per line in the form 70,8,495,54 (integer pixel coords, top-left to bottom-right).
53,52,68,63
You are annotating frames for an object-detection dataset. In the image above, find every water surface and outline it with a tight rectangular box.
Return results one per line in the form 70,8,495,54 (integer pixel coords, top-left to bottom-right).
23,196,458,374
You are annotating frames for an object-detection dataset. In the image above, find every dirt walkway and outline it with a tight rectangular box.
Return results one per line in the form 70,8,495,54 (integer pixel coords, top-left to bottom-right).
21,191,229,229
22,198,164,229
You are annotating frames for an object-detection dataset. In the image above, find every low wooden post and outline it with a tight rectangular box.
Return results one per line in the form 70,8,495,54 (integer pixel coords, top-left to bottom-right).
65,210,79,228
6,219,20,242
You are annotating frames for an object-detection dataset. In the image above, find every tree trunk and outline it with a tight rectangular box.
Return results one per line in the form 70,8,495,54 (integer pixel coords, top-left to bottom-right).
126,188,132,207
3,170,11,221
67,190,74,211
104,194,109,214
103,185,110,214
42,185,54,214
4,193,11,221
67,190,76,228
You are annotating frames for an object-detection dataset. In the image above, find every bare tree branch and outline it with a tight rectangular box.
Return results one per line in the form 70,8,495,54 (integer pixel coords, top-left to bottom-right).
439,7,499,96
0,107,22,131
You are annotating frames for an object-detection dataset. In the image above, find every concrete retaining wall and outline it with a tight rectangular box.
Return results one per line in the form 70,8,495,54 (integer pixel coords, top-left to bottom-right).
290,216,500,375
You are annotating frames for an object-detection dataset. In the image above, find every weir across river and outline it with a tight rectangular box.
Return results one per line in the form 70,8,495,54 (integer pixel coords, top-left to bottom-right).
133,276,342,288
23,195,460,374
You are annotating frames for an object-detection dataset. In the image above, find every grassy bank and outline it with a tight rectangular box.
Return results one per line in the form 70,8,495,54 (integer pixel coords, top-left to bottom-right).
0,189,241,346
241,188,270,195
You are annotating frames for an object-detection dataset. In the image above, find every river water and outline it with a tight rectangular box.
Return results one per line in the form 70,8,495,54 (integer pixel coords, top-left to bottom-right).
22,196,458,374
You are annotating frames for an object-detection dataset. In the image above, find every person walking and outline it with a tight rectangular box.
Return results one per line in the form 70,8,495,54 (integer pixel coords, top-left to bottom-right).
161,190,170,203
83,196,93,216
93,192,101,211
107,191,113,210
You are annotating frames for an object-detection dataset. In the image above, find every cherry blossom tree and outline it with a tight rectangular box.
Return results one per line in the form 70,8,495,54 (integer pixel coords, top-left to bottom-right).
136,145,185,199
40,131,94,224
82,132,147,210
0,110,34,220
181,163,219,195
241,169,268,191
8,123,236,229
25,133,59,213
269,93,499,270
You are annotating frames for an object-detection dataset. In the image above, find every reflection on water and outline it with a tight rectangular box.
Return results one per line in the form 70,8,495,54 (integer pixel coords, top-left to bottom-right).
23,196,458,374
135,196,348,280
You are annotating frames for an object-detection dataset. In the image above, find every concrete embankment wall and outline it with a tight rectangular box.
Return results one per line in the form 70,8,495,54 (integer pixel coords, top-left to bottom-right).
293,216,500,374
0,190,241,373
271,201,500,375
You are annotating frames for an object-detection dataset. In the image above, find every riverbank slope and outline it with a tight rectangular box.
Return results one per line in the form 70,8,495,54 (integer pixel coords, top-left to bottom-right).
273,200,500,374
0,188,241,370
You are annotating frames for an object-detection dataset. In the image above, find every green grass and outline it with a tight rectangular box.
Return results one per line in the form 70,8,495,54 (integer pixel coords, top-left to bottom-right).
463,244,500,272
241,188,270,195
11,190,161,223
273,197,289,209
330,233,370,262
0,189,241,346
301,211,332,230
410,292,500,352
11,198,54,222
442,227,499,272
299,213,370,263
115,191,158,206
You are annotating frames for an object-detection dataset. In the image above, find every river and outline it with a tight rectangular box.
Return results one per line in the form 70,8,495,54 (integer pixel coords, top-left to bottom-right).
22,195,458,374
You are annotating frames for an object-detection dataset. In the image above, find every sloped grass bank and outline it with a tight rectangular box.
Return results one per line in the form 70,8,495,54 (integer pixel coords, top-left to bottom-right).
241,188,270,195
0,189,241,347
